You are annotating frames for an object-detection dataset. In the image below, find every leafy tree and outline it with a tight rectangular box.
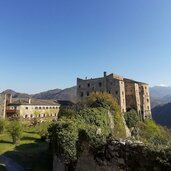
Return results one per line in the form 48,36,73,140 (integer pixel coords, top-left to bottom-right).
7,120,23,144
0,119,6,134
36,121,51,141
48,118,78,162
85,92,126,138
124,109,140,129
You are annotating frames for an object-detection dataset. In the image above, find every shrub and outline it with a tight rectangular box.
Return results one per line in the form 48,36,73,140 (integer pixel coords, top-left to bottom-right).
124,109,140,129
0,119,6,134
7,120,23,144
85,92,126,138
48,119,78,162
37,122,51,141
138,119,171,146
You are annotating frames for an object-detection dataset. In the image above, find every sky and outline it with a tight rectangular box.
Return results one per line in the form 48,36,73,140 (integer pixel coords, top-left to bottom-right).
0,0,171,93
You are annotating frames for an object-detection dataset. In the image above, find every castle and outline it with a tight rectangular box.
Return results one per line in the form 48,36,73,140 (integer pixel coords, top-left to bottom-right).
77,72,151,119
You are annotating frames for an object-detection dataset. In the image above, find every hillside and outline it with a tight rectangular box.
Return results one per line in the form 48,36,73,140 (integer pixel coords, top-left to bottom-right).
152,102,171,128
32,88,62,99
150,86,171,108
150,86,171,99
32,86,77,102
1,86,77,103
2,89,30,98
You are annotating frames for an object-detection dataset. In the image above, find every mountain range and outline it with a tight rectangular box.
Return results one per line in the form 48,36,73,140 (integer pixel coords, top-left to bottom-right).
2,86,77,103
150,86,171,108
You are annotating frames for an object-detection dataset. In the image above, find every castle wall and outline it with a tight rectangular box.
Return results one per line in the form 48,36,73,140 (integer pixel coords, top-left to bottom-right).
139,84,151,119
0,94,6,119
77,72,151,118
77,74,126,112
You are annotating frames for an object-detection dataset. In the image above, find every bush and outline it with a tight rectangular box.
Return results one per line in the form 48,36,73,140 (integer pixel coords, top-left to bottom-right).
7,120,23,144
85,92,126,138
36,122,51,141
124,109,140,129
0,119,6,134
48,119,78,162
138,119,171,146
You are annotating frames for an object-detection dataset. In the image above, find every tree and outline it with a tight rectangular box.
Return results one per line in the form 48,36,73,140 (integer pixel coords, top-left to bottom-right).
85,92,126,138
0,119,6,134
7,120,23,144
124,109,140,129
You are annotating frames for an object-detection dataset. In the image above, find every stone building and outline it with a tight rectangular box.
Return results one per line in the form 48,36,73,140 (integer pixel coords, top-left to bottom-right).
0,93,12,118
77,72,151,119
0,93,6,118
6,98,60,119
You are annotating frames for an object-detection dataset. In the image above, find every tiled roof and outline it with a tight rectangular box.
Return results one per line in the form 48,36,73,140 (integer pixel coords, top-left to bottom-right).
9,98,60,106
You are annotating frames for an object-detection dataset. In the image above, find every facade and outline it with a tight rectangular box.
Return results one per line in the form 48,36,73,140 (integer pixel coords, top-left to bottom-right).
6,98,60,119
0,93,12,118
0,93,6,118
77,72,151,119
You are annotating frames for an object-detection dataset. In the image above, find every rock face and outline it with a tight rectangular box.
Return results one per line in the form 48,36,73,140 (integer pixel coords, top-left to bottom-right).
54,139,171,171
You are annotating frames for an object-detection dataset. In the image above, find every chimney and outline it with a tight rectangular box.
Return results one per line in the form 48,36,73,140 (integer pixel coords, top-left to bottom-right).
28,98,31,104
104,71,107,77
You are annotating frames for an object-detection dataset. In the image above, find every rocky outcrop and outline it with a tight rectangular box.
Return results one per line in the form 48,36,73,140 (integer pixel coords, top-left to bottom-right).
54,139,171,171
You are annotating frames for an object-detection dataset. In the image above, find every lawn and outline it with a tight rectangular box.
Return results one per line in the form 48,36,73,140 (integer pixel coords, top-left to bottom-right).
0,126,52,171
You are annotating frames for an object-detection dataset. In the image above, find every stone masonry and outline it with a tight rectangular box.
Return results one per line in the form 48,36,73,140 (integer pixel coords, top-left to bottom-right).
77,72,151,119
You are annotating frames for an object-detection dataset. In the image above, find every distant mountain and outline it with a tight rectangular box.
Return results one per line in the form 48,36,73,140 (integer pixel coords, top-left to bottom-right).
32,86,77,102
150,86,171,108
32,88,62,99
2,89,30,98
152,102,171,128
1,86,77,103
150,86,171,99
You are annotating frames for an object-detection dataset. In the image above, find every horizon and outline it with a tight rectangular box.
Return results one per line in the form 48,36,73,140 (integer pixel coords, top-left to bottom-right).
0,0,171,93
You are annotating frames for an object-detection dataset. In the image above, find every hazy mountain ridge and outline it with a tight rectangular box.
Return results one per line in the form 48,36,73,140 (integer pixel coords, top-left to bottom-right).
150,86,171,108
1,87,77,103
152,102,171,128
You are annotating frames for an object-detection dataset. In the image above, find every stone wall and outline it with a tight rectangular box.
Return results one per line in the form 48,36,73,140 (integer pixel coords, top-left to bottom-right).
0,93,6,118
53,139,171,171
75,139,171,171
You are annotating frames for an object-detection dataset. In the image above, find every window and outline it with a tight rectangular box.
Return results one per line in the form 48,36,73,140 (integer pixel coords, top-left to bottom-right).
25,107,28,110
35,107,38,110
80,92,84,97
87,83,90,87
87,92,89,96
115,91,118,95
39,107,41,109
99,82,102,87
79,85,81,88
46,107,48,109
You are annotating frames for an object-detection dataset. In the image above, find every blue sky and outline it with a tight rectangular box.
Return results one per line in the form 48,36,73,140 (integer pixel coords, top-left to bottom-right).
0,0,171,93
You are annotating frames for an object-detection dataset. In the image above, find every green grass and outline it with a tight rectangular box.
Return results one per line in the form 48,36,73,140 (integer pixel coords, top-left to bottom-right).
0,126,52,171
